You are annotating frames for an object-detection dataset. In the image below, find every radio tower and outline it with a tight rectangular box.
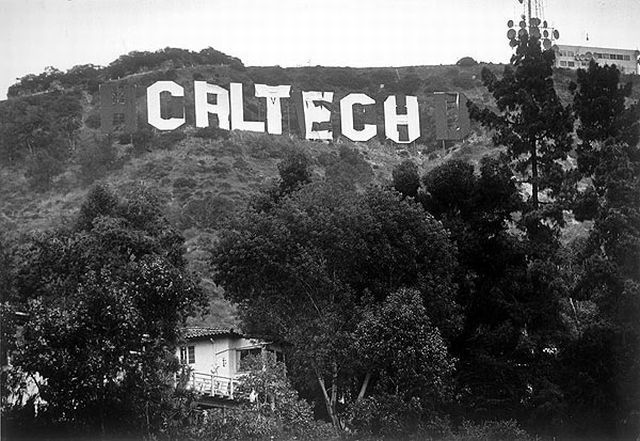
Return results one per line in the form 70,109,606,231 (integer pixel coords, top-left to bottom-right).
506,0,560,51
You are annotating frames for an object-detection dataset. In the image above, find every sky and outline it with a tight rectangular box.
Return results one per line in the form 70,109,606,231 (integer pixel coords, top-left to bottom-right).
0,0,639,98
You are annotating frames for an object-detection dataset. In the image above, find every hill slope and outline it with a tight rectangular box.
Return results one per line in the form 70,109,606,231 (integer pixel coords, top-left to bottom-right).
3,48,636,326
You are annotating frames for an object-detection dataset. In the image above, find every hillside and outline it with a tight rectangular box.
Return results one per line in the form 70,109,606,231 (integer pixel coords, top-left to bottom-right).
2,47,636,327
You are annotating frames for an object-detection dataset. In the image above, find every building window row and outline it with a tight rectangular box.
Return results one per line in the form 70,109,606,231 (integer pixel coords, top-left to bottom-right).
559,51,631,62
593,53,631,61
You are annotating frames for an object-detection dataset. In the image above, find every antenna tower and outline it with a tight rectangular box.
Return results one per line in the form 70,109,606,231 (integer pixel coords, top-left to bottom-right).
506,0,560,51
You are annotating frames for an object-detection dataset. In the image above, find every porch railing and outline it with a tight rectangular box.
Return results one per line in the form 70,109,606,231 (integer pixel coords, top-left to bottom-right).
188,372,240,399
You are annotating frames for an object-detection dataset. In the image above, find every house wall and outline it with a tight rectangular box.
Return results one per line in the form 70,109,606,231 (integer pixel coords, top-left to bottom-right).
178,335,272,378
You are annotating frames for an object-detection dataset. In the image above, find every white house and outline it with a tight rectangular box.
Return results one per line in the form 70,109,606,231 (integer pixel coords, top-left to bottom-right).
177,327,283,399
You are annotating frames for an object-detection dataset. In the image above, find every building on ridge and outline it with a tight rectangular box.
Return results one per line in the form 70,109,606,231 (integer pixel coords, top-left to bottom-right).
554,44,640,74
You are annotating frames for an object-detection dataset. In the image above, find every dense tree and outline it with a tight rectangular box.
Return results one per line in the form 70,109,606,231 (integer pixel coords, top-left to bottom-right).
0,90,82,189
353,289,454,404
392,159,420,198
421,158,567,427
6,185,206,437
213,182,458,430
277,148,311,195
560,60,640,439
570,59,639,176
468,34,574,243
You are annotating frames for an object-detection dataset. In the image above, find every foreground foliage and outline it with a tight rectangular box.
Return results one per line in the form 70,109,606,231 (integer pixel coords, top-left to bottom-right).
2,185,206,438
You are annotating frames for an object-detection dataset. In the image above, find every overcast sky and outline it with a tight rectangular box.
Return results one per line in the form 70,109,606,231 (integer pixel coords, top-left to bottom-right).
0,0,639,98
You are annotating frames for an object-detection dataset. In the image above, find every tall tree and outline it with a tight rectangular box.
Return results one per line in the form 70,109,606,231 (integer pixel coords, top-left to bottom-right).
468,34,574,242
570,59,639,177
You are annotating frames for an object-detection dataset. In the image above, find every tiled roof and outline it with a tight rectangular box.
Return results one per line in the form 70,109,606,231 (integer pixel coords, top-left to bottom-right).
182,327,243,340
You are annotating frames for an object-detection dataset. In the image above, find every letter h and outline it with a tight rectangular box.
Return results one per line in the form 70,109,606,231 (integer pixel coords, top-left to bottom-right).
99,83,137,133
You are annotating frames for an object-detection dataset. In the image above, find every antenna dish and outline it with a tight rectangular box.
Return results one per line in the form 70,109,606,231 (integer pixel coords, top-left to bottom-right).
518,28,528,38
553,29,560,39
531,27,541,38
543,30,549,38
519,20,526,28
507,29,517,39
543,20,548,28
543,38,552,50
507,19,514,28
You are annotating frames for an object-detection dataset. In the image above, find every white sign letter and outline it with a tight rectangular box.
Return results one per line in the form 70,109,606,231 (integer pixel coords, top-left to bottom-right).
194,81,230,129
230,83,265,133
301,91,333,140
146,81,185,131
340,93,376,142
384,95,420,143
254,84,291,135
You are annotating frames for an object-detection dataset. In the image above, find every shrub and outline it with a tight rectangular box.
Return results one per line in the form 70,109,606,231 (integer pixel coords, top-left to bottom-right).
325,144,373,189
392,160,420,198
77,137,118,184
84,113,101,129
25,150,66,192
155,131,186,150
456,56,478,67
183,194,234,229
132,129,156,155
346,393,424,438
193,126,230,140
454,420,535,441
172,177,197,190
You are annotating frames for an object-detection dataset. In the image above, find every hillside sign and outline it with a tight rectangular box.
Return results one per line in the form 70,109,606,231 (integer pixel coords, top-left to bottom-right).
100,81,470,144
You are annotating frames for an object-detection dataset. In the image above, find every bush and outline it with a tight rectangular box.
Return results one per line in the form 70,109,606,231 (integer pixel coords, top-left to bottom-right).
392,160,420,198
116,129,155,155
325,144,373,189
193,126,230,140
77,137,119,184
346,393,424,438
453,420,535,441
173,177,197,190
25,150,66,192
183,194,234,229
456,56,478,67
155,131,186,150
84,112,101,129
172,353,333,441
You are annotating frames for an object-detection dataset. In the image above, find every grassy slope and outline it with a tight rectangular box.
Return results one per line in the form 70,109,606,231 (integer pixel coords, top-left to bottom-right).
3,62,635,327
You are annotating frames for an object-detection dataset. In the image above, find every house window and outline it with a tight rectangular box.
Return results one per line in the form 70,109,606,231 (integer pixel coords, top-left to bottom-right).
568,61,575,67
236,348,262,372
180,345,195,364
560,61,567,67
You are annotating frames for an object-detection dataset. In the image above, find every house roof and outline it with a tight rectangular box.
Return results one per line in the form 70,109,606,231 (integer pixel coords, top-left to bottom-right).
182,327,243,340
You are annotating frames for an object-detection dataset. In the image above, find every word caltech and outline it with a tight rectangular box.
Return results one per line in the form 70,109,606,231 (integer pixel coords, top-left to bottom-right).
100,80,470,144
